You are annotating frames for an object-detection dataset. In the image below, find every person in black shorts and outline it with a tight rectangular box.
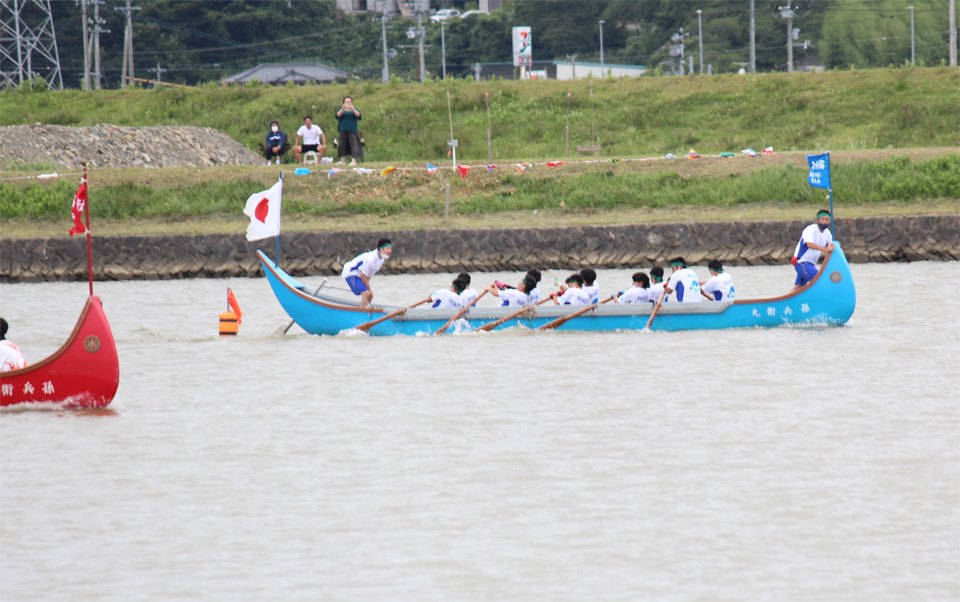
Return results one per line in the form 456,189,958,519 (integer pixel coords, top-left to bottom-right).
293,116,326,164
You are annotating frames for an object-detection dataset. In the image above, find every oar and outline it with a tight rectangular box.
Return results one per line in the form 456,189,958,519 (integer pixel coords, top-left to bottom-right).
535,296,614,331
434,290,488,334
354,296,432,333
645,287,669,330
282,278,327,335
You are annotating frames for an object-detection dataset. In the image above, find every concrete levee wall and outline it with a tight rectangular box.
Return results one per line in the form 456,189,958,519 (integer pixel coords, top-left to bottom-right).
2,215,957,283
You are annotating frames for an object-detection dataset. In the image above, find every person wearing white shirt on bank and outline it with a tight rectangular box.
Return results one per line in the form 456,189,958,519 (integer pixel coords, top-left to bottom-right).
792,209,834,290
293,116,327,164
664,257,702,303
341,238,392,309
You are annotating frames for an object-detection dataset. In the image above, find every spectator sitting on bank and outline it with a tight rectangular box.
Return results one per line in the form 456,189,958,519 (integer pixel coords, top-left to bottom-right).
335,96,363,166
293,116,326,165
264,120,287,165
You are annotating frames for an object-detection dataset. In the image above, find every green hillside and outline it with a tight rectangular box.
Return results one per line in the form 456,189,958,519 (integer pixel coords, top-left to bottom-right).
2,67,957,162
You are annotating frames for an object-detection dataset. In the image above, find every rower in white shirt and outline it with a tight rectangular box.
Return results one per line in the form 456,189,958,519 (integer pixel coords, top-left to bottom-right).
0,318,26,373
700,259,735,301
648,266,669,304
579,267,600,303
615,272,654,304
554,273,591,305
456,272,479,307
484,274,537,307
664,257,702,303
526,268,543,304
431,277,467,309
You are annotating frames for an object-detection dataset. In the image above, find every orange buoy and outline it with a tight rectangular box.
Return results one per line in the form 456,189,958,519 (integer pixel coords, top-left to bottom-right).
219,311,239,336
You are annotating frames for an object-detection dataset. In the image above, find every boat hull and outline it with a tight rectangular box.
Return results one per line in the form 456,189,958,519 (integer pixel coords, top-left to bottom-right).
1,296,120,408
259,242,856,336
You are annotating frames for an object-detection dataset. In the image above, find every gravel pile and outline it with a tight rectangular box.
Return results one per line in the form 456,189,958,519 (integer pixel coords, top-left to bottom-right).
0,124,262,169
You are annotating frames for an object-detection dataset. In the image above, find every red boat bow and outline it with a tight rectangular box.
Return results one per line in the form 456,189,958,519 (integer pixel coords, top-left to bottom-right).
1,295,119,409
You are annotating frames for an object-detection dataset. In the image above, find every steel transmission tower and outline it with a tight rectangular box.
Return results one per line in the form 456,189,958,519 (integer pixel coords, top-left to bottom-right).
0,0,63,89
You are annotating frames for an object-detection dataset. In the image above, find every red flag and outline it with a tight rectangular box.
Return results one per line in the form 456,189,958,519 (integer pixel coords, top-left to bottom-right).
69,180,87,236
456,165,470,179
227,288,243,325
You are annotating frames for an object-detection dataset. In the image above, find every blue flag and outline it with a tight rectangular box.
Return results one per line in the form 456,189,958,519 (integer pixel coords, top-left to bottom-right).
806,152,831,189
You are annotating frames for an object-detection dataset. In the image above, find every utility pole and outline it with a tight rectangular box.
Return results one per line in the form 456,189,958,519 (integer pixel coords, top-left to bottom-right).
150,62,165,88
81,0,91,89
696,9,703,74
779,5,794,72
115,0,141,87
381,11,389,82
950,0,957,66
440,20,446,80
907,6,915,65
89,0,109,89
417,10,425,83
567,53,576,79
598,20,604,74
749,0,756,73
474,62,481,80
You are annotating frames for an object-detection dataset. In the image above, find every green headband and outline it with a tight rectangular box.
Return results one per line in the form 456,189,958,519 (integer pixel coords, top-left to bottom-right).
378,242,392,249
817,211,831,218
670,261,685,267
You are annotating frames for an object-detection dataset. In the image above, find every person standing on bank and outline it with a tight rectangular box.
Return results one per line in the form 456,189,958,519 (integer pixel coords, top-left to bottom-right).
341,239,392,309
335,96,363,166
293,116,326,165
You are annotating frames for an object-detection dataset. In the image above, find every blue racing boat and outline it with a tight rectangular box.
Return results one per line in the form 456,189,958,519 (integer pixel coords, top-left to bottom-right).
258,242,856,336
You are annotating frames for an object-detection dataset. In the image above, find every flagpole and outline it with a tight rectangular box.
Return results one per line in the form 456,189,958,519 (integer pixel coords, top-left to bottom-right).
827,151,834,239
83,162,93,296
275,172,282,266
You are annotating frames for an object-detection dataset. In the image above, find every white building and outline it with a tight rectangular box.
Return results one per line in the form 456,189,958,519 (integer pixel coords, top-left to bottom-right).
553,60,647,80
335,0,428,16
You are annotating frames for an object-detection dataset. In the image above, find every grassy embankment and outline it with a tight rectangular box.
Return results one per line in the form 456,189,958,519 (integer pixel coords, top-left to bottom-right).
1,68,958,238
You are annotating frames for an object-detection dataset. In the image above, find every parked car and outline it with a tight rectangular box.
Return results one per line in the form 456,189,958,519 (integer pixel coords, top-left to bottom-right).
459,9,488,18
430,8,461,22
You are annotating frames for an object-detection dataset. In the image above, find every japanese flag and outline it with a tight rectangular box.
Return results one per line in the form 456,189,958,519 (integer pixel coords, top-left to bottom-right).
243,179,282,241
69,179,87,236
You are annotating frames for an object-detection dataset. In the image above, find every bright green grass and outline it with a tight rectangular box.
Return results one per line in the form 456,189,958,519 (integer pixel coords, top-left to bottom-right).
3,155,956,220
2,68,957,162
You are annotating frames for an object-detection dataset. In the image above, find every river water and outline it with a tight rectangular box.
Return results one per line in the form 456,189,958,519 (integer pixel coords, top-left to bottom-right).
1,261,958,601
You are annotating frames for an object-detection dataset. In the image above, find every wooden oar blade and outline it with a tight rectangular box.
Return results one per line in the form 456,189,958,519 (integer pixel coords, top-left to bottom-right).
435,290,488,335
355,297,432,333
536,301,599,331
475,303,534,332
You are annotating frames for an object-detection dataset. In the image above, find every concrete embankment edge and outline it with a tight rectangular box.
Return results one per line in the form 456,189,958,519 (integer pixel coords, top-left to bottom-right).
2,216,957,283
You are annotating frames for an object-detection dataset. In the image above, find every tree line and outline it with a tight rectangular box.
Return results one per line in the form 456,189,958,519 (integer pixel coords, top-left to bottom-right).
40,0,954,88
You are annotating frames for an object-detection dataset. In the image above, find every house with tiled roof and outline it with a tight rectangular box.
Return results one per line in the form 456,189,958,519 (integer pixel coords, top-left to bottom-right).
224,62,349,85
